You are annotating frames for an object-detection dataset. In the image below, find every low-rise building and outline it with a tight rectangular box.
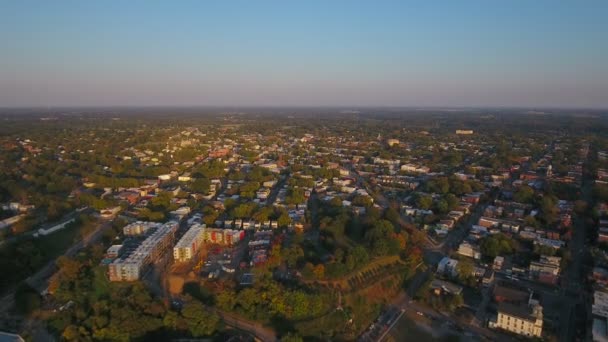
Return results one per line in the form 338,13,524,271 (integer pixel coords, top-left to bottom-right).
593,290,608,342
430,279,463,295
106,245,123,259
529,255,561,277
437,257,459,278
457,241,481,260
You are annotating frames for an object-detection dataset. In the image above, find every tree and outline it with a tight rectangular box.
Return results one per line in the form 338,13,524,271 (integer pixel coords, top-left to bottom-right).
345,253,356,271
351,246,369,266
447,294,464,311
14,283,41,315
427,177,449,194
163,310,180,330
524,215,539,228
216,290,237,311
480,234,514,258
277,213,292,227
329,197,343,207
282,332,304,342
540,195,559,224
190,178,211,193
333,248,344,263
284,245,304,268
181,303,220,337
456,258,474,283
313,264,325,279
514,185,535,204
352,195,373,207
232,203,256,218
416,194,433,210
253,206,273,222
444,194,460,211
435,199,449,214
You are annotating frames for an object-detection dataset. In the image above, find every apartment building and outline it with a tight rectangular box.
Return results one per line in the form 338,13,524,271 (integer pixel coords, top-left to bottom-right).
173,224,205,262
490,291,543,338
493,302,543,337
123,221,159,236
109,221,177,281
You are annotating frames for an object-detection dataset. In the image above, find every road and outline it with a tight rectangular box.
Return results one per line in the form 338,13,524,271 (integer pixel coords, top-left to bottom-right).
352,166,505,342
0,207,89,247
360,290,507,342
556,146,593,342
0,217,112,315
215,309,277,342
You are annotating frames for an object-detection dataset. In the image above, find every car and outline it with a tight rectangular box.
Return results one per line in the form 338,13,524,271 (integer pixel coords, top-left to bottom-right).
416,311,424,316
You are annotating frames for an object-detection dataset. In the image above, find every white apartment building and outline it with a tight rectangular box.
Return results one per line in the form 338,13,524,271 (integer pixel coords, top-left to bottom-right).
123,221,159,236
109,221,177,281
490,295,543,338
173,224,205,262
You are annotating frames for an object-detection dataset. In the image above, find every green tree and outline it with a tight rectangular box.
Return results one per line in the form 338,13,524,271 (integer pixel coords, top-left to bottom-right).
416,194,433,210
514,185,535,204
190,178,211,193
278,213,292,227
282,332,304,342
181,303,220,337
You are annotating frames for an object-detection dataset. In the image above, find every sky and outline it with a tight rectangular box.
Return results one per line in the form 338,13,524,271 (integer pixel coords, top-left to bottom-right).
1,1,607,108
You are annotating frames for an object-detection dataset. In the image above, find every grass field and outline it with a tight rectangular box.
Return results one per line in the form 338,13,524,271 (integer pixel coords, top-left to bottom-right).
304,255,405,292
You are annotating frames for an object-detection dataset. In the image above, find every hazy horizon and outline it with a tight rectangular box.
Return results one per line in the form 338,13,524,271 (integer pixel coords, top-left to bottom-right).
1,1,607,108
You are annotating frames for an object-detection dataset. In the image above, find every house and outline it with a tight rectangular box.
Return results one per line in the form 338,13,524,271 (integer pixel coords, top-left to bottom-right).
438,219,455,230
430,279,463,296
106,245,123,259
115,191,140,205
593,267,608,286
400,164,430,174
437,257,459,278
593,290,608,342
457,241,481,260
599,227,608,243
178,174,192,182
158,174,172,181
482,268,495,287
100,206,122,219
493,282,529,303
493,256,504,271
534,237,565,250
529,256,561,277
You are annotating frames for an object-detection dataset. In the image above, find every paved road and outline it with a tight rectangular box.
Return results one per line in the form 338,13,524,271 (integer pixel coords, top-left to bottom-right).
215,309,276,342
557,147,593,342
0,207,89,247
0,217,112,314
362,290,507,342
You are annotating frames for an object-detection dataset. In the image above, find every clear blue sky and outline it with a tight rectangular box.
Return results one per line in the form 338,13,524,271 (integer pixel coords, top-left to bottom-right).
1,1,607,107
